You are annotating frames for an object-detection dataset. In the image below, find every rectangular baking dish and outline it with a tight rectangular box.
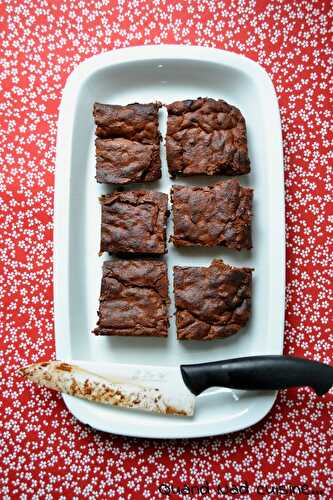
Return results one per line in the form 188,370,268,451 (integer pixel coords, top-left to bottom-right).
54,45,285,438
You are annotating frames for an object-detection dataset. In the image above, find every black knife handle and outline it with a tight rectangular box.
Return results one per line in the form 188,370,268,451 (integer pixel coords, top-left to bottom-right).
180,356,333,396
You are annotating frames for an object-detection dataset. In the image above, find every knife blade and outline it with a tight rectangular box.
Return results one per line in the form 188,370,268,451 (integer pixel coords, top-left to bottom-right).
19,360,196,416
19,356,333,417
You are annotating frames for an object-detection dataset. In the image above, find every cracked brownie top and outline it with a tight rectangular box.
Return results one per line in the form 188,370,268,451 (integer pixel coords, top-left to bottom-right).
100,190,169,255
166,97,250,177
93,260,169,337
93,102,162,184
95,138,161,184
171,179,253,250
94,102,161,143
174,259,252,340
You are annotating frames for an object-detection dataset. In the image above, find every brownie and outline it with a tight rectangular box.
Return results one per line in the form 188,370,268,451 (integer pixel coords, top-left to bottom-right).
174,260,252,340
93,260,169,337
94,102,161,143
171,179,252,251
166,97,250,177
93,102,162,184
95,138,161,184
100,190,168,255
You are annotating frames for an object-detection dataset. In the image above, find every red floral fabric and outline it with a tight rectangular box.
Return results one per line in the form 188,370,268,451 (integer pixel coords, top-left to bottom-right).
1,0,332,498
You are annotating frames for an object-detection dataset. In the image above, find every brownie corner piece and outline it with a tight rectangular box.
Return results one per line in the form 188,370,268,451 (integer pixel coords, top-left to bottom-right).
93,101,162,143
174,259,252,340
171,179,253,251
100,190,169,255
93,260,169,337
166,97,250,177
93,101,162,185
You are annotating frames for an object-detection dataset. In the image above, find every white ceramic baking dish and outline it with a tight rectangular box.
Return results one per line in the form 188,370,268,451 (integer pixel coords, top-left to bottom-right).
54,45,285,438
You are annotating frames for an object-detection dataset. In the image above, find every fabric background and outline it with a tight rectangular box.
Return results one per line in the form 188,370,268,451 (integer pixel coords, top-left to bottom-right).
0,0,332,498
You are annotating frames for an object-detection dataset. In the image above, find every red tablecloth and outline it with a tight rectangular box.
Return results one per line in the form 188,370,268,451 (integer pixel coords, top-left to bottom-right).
1,0,332,497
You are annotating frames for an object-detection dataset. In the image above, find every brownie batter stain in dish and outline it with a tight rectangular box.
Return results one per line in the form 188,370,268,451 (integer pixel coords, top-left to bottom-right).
171,179,253,250
94,260,169,337
100,190,169,255
166,97,250,177
174,259,252,340
93,102,162,184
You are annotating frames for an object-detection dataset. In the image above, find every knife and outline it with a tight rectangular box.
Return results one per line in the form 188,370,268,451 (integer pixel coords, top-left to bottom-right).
19,356,333,417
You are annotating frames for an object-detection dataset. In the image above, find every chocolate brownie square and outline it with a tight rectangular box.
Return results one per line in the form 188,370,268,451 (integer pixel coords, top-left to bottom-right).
174,260,252,340
93,102,162,184
166,98,250,177
171,179,252,251
94,260,169,337
95,138,161,184
100,190,168,255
